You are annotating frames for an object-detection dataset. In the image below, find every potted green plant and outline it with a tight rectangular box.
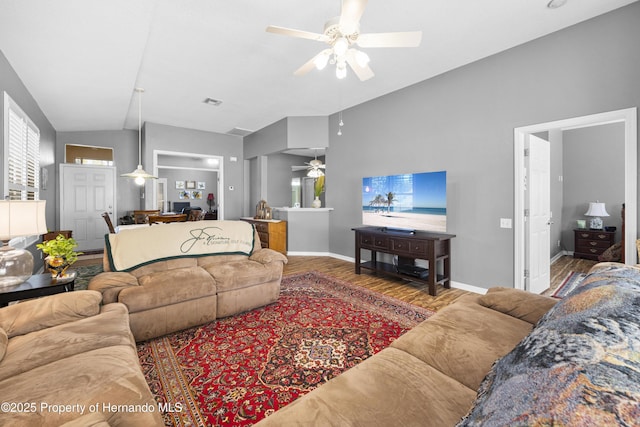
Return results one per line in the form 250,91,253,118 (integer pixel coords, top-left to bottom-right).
36,234,83,278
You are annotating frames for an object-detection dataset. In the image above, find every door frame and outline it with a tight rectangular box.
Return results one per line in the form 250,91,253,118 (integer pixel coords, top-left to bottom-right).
152,150,224,220
514,107,637,290
59,163,117,249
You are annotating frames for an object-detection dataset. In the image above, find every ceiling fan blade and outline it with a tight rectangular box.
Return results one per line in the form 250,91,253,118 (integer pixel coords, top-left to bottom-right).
357,31,422,48
294,50,331,76
292,166,308,171
266,25,330,43
339,0,368,34
346,51,375,81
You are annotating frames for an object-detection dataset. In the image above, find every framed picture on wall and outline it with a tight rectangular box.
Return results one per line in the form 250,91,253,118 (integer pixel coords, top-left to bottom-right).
179,190,191,199
175,180,185,189
186,180,196,189
192,191,202,199
197,181,206,190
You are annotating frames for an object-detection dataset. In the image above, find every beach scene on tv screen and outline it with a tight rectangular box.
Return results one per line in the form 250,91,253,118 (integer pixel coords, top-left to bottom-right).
362,171,446,233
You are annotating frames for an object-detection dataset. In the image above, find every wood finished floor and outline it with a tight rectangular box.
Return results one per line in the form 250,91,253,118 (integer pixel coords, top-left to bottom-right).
76,253,598,312
546,255,598,296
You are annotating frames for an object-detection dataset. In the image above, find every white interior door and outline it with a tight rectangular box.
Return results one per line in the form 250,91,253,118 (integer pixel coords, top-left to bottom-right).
526,134,551,294
60,164,116,251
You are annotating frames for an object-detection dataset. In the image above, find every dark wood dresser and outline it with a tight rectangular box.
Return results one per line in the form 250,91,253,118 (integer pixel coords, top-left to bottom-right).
573,228,615,260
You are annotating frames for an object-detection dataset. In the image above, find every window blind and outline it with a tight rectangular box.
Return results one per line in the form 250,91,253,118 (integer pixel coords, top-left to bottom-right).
4,92,40,200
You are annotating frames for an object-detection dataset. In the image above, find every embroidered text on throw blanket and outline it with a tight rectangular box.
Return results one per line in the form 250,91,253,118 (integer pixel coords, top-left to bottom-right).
106,220,255,271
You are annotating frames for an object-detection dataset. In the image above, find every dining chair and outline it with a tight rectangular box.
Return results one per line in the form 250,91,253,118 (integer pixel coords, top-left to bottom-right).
133,210,161,224
101,212,116,233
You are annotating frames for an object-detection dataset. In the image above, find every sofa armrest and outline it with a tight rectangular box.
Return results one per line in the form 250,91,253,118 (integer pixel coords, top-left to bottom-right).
250,248,288,265
0,290,102,338
88,272,139,304
477,287,558,325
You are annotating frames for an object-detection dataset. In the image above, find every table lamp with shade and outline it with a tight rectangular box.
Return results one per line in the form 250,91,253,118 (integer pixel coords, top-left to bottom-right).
0,200,48,287
585,201,609,230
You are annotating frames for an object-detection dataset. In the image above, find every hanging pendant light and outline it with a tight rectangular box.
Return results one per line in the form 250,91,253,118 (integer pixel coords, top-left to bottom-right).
121,88,157,185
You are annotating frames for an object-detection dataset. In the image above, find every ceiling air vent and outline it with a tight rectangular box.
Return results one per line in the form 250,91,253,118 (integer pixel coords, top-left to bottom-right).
203,98,223,106
227,127,254,137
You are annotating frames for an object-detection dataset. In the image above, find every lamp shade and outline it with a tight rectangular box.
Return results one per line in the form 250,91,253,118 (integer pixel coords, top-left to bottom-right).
207,193,214,201
585,202,609,217
0,200,48,240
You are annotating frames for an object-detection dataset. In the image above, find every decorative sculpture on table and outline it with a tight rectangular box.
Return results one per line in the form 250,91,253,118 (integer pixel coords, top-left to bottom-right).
255,200,272,220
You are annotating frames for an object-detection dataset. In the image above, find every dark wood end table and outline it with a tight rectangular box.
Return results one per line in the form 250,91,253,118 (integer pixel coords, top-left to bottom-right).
0,272,76,307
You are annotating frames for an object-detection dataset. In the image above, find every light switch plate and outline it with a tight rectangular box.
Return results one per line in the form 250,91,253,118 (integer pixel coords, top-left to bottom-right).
500,218,512,229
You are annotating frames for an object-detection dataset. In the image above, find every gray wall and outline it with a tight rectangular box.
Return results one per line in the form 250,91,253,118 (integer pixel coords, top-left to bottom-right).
0,50,57,271
267,153,314,208
143,122,244,220
561,123,625,250
325,3,640,290
158,168,217,212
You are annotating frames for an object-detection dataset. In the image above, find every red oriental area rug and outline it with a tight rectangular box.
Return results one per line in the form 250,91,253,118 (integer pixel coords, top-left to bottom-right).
137,271,434,426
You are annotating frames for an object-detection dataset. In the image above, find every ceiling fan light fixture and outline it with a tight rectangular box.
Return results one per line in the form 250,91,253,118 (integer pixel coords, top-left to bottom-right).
334,37,349,56
314,51,331,70
354,49,370,67
307,168,325,178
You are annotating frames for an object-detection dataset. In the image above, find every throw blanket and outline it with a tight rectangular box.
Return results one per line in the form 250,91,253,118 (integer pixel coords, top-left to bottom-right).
458,262,640,426
106,220,255,272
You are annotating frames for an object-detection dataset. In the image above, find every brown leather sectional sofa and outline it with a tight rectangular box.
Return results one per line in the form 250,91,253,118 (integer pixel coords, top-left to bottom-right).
0,291,163,426
89,221,288,341
255,287,558,426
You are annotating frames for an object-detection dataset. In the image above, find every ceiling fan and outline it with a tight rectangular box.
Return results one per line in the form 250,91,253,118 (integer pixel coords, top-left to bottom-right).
292,153,326,177
266,0,422,81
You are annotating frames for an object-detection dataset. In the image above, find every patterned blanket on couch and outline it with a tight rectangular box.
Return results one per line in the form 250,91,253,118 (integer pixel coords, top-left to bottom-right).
458,262,640,426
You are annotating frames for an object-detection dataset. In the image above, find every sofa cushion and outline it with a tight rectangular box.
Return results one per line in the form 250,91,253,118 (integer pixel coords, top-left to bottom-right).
59,412,110,427
391,295,533,391
477,287,558,325
0,345,162,426
256,347,477,427
0,328,7,362
202,260,284,293
0,303,134,382
0,291,102,338
119,266,216,312
458,262,640,426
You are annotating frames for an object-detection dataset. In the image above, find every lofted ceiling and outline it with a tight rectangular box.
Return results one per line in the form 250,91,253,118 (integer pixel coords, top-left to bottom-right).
0,0,636,136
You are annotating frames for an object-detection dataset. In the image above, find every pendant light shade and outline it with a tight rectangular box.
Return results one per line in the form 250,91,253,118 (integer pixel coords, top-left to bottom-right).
122,88,157,185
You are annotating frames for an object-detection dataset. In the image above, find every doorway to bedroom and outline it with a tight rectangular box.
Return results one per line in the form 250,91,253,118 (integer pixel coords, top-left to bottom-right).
513,107,637,292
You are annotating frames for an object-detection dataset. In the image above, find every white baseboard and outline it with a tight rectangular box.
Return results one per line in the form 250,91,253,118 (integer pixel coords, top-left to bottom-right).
450,281,487,295
551,250,572,264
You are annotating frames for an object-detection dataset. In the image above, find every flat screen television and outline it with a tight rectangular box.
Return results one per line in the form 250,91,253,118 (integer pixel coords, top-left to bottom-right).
362,170,446,233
